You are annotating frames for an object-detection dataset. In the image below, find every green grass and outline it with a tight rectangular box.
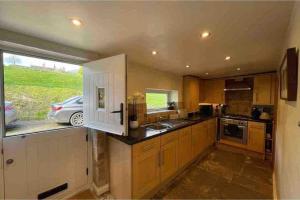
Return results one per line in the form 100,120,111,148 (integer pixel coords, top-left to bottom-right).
4,65,82,120
146,93,168,110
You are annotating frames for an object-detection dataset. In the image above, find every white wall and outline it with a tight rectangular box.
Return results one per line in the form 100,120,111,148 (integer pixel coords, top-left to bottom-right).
127,61,183,102
275,2,300,198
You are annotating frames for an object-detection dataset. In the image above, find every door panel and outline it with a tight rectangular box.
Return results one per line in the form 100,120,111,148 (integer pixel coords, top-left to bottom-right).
0,139,4,200
83,54,127,135
178,127,192,168
3,128,88,199
160,138,178,182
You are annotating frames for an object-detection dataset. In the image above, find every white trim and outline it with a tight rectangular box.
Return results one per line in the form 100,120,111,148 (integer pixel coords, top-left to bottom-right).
92,183,109,196
273,172,279,200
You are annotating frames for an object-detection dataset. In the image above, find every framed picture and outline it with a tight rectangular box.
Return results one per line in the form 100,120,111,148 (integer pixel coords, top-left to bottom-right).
280,47,298,101
97,87,106,110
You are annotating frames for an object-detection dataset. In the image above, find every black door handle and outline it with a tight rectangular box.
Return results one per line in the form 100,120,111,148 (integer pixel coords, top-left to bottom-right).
111,103,123,125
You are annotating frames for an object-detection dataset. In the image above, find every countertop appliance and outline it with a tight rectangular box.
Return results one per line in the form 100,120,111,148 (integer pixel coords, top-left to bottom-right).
199,103,213,117
220,117,248,144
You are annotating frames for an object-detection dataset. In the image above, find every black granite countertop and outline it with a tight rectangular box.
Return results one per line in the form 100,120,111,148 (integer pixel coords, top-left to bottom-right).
107,114,273,145
107,115,216,145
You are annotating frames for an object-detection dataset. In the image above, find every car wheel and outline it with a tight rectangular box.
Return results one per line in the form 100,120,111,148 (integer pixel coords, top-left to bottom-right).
70,112,83,126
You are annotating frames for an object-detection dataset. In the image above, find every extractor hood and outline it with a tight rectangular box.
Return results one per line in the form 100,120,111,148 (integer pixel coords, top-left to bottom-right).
224,78,253,92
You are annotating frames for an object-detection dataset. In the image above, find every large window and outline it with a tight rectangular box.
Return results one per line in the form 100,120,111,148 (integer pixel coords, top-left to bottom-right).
2,52,83,136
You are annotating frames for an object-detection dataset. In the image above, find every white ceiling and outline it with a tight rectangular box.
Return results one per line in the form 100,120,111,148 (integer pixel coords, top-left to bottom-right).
0,1,294,78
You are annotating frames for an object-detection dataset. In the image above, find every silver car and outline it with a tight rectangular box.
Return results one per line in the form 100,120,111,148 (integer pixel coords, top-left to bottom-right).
48,96,83,126
5,101,17,125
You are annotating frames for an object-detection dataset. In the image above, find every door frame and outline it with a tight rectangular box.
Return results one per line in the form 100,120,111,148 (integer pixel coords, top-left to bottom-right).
0,49,5,199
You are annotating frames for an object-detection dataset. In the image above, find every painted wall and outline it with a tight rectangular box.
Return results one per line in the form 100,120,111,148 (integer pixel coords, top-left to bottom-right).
275,2,300,198
127,61,183,102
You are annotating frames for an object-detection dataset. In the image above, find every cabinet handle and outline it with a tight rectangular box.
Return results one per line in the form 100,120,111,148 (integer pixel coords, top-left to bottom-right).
6,159,14,165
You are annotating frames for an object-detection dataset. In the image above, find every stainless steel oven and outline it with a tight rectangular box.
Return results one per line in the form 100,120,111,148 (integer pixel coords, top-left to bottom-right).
220,118,248,144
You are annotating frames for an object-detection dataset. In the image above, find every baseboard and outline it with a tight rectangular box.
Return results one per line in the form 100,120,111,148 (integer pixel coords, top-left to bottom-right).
91,183,109,196
273,172,278,200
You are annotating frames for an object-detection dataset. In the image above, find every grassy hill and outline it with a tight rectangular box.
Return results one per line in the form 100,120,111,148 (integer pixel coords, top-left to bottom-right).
4,65,83,120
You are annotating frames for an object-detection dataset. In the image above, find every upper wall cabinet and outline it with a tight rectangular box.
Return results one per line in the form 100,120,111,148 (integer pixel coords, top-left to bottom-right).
253,74,277,105
183,76,201,112
203,79,225,104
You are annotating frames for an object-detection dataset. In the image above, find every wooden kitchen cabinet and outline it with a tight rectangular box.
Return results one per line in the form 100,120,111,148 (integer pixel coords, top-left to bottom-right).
109,119,216,199
247,122,265,153
192,122,208,158
178,127,192,168
203,79,225,104
132,137,161,198
253,74,277,105
183,76,201,112
160,131,178,182
207,118,216,146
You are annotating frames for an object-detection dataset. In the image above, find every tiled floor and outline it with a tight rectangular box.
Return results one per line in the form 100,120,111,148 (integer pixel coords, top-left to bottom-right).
71,146,273,199
154,147,273,199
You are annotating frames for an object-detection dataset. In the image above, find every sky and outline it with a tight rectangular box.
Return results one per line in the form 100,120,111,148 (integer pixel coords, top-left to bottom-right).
3,52,81,73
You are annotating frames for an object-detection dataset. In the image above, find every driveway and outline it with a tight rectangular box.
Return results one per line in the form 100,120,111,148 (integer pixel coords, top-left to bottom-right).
5,120,71,137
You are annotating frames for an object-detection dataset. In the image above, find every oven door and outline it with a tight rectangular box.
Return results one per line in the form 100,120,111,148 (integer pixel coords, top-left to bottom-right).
220,122,248,144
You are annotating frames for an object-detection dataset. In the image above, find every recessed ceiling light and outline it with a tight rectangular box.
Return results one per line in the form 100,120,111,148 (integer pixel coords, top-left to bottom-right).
71,18,82,26
236,67,241,71
205,72,209,75
186,65,190,68
225,56,231,61
152,51,157,55
201,31,211,39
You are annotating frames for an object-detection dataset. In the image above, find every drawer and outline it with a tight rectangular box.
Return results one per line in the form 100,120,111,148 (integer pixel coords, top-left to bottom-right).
161,130,178,146
248,121,265,130
132,137,160,158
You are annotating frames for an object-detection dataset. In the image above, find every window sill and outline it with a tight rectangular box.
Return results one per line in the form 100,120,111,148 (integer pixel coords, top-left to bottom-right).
147,110,177,115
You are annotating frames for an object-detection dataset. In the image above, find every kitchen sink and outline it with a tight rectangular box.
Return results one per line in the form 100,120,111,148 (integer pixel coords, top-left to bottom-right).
159,119,190,128
143,123,171,130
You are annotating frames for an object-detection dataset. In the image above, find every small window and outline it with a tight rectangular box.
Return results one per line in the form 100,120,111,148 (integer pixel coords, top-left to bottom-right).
146,89,171,112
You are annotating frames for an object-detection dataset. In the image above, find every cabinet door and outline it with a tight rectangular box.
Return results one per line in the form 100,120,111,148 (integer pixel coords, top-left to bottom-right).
253,74,275,105
183,76,200,112
178,127,192,168
132,138,160,199
248,122,265,153
160,135,178,182
203,79,225,104
207,119,216,145
191,122,208,158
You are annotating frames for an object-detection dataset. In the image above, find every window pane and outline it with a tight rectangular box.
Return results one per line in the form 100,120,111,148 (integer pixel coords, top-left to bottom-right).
146,92,168,110
3,53,83,136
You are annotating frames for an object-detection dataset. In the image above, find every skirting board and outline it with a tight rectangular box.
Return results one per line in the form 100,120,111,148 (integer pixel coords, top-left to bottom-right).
92,183,110,196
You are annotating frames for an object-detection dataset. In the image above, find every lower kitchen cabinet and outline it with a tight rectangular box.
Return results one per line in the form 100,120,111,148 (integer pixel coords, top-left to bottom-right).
207,118,216,146
192,122,208,158
132,137,161,199
108,118,216,199
178,127,192,168
160,131,178,182
247,121,265,153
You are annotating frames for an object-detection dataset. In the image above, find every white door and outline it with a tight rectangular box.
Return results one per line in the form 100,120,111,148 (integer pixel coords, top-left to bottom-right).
83,54,127,136
3,128,88,199
0,139,4,200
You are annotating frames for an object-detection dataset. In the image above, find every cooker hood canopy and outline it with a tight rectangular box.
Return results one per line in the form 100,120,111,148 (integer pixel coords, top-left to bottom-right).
224,78,253,91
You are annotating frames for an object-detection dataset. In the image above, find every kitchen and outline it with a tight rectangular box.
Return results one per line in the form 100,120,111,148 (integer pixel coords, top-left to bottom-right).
0,1,299,200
